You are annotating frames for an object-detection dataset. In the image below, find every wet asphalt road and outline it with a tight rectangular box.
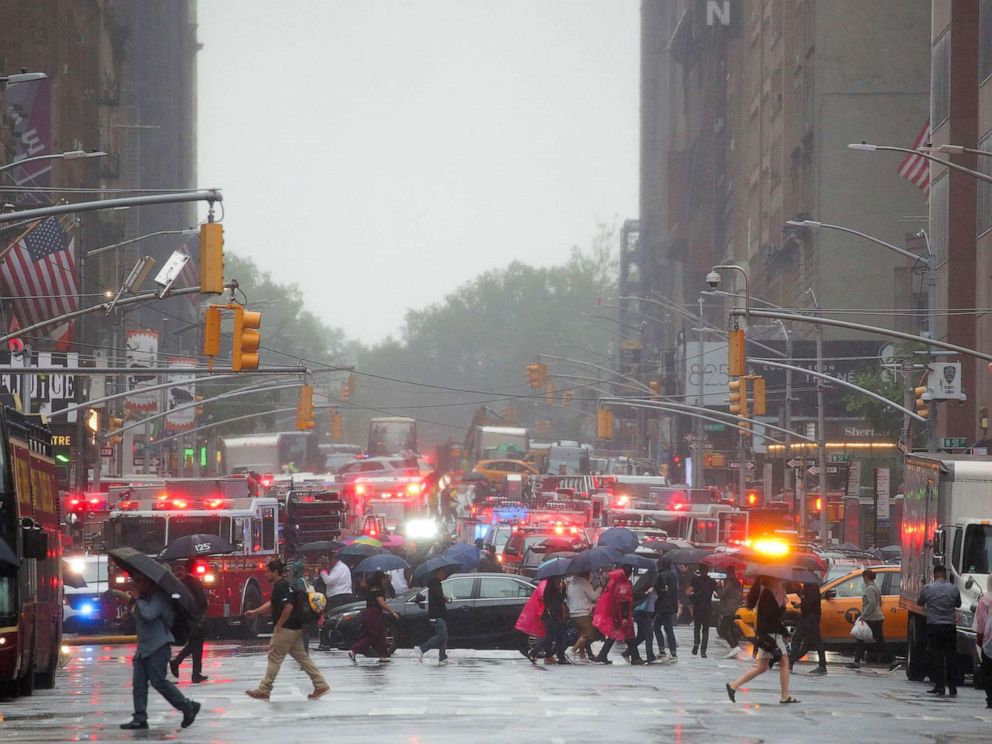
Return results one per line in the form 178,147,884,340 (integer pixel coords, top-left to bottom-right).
2,629,991,743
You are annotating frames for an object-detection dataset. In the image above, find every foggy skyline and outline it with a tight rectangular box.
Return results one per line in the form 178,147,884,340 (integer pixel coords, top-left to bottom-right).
197,0,639,344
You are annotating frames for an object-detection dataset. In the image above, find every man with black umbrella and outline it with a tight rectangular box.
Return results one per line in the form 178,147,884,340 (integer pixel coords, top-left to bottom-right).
415,566,452,664
116,572,201,730
170,560,209,683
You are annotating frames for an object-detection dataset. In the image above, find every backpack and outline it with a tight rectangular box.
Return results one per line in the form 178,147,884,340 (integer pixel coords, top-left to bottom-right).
299,578,327,620
169,598,197,646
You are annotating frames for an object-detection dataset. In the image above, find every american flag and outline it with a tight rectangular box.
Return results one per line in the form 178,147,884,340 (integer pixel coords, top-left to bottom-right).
0,217,78,347
898,121,931,195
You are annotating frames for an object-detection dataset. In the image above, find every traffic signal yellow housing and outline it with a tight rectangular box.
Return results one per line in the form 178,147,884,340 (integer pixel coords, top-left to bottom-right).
728,328,746,377
751,376,767,415
914,385,929,419
199,222,225,294
728,378,748,416
597,408,614,440
297,384,315,430
203,305,222,358
108,416,124,445
232,306,262,371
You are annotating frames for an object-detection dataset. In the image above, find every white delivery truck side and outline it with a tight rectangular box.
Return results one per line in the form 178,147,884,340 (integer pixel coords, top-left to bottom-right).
901,454,992,686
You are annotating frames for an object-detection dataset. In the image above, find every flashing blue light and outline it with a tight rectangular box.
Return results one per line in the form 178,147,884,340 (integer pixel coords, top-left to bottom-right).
79,602,94,617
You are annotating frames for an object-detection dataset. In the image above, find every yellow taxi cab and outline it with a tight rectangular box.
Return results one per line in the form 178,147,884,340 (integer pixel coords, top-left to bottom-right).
734,565,907,652
471,459,540,482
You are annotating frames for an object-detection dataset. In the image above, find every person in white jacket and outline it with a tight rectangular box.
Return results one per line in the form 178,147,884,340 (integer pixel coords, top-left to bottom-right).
565,573,601,661
316,553,354,651
974,574,992,709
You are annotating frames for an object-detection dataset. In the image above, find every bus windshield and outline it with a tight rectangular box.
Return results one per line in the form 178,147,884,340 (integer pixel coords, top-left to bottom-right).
104,516,167,554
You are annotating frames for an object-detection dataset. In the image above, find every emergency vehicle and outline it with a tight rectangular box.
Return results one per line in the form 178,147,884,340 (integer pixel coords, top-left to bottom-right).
0,407,62,698
341,473,432,534
283,488,347,553
609,503,749,548
103,485,280,637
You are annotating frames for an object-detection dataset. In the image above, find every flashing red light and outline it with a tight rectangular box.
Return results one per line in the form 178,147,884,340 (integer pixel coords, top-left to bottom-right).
89,497,102,506
746,492,758,506
172,499,188,509
407,482,422,495
672,502,687,511
259,473,274,488
195,564,207,575
554,525,564,535
569,526,578,535
69,498,80,507
205,498,225,509
355,484,366,495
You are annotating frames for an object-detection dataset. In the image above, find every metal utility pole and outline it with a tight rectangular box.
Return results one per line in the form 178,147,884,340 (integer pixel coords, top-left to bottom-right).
691,296,705,488
782,322,793,502
810,290,829,546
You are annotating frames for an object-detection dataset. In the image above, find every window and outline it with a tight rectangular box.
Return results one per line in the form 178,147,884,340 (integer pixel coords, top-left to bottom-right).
981,0,992,83
479,577,532,599
885,572,902,596
932,31,951,127
261,507,276,552
832,574,865,599
978,130,992,237
442,577,476,600
952,527,964,572
963,524,992,574
930,173,949,267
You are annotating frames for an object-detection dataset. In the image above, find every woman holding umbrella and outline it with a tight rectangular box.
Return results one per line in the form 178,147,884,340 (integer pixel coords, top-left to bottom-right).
591,565,642,665
349,570,401,663
726,574,798,704
528,574,570,665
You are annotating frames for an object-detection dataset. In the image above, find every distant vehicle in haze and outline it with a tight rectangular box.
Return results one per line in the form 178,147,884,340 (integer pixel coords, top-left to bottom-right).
221,431,319,474
367,416,418,457
471,459,540,482
545,441,591,475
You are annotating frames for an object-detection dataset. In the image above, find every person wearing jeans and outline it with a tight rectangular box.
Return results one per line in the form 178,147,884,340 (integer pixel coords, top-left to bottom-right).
416,569,450,664
846,568,887,669
116,572,200,730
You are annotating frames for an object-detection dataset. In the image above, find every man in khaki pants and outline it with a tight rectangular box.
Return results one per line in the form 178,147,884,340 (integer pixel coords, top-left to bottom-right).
245,560,330,701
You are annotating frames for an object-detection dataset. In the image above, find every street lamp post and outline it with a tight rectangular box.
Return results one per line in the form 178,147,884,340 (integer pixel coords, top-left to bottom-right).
0,149,106,177
848,141,992,184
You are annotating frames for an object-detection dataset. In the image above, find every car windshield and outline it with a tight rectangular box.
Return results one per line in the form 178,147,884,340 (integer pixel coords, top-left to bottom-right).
82,559,108,584
168,516,225,542
103,516,167,554
963,523,992,574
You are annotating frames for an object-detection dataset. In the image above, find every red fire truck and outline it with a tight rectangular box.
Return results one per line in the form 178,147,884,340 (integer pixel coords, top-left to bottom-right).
0,408,62,698
103,485,280,637
342,474,431,534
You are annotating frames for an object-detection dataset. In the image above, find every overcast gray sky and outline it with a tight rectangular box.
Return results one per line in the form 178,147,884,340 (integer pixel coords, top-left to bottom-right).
197,0,639,344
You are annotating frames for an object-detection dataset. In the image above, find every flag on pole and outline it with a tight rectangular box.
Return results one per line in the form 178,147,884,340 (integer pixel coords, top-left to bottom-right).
898,121,931,196
0,217,78,348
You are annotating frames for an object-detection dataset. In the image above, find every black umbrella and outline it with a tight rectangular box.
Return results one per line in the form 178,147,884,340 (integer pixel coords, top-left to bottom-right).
668,548,711,565
354,553,410,574
107,547,201,618
744,562,821,584
566,546,624,575
410,556,462,587
643,540,682,554
159,533,236,561
615,553,657,570
597,527,639,554
534,556,572,581
338,543,383,559
297,540,345,554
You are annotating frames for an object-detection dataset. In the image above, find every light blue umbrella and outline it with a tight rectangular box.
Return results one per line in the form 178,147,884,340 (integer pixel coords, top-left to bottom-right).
534,556,572,581
354,553,410,574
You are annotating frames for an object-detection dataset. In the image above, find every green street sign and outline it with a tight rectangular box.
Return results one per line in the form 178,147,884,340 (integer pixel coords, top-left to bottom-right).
704,423,726,432
942,437,968,449
829,453,852,463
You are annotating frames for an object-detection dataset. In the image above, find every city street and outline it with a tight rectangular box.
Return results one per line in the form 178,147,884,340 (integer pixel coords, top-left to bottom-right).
3,630,990,743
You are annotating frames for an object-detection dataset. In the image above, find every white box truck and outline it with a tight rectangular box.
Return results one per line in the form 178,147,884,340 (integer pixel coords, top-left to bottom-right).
901,454,992,686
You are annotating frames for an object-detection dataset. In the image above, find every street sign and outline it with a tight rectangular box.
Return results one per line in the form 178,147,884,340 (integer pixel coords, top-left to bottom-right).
100,447,113,458
807,465,840,476
704,423,726,432
787,458,815,469
729,460,756,471
829,453,852,463
942,437,968,449
876,467,891,520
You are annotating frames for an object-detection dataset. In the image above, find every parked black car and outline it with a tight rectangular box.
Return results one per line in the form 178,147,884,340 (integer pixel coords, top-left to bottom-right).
324,572,536,655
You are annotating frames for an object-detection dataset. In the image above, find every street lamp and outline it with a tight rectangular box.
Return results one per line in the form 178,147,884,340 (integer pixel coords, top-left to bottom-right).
847,141,992,184
707,265,750,322
0,149,106,176
921,143,992,158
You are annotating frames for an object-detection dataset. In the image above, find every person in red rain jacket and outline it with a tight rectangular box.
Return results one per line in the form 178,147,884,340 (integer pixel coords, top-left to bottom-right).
591,567,643,665
515,578,547,652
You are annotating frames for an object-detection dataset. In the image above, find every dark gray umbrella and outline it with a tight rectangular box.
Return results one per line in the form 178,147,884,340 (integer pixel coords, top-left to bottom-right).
297,540,345,554
615,553,657,570
668,548,711,565
534,556,572,581
159,533,237,561
107,547,201,618
566,546,624,575
597,527,639,554
410,556,462,587
355,553,410,574
64,572,88,589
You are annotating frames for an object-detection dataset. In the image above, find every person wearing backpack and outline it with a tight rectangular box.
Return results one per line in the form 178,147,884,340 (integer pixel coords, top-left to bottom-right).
170,561,209,683
244,560,330,701
116,571,201,730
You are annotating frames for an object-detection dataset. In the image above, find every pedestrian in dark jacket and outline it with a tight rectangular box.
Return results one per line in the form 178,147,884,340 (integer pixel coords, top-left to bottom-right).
726,575,798,704
653,556,679,659
688,565,717,657
718,565,744,658
349,571,400,663
918,564,962,696
415,568,451,664
529,577,570,664
170,561,209,683
791,577,827,674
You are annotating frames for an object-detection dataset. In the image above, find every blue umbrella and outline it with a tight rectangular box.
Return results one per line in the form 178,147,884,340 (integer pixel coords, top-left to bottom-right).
566,546,624,575
411,556,463,586
533,556,572,581
338,543,383,559
354,553,411,574
443,543,481,572
597,527,639,554
615,553,657,570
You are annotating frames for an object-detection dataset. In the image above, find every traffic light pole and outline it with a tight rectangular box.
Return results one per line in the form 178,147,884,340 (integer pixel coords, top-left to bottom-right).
0,189,222,224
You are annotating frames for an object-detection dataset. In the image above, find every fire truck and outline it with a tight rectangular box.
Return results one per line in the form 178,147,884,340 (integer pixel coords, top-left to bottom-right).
0,407,62,699
342,474,431,534
608,503,749,548
103,485,280,637
283,488,347,554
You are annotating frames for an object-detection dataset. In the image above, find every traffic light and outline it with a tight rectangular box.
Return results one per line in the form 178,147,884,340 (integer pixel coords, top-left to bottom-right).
340,374,356,401
203,305,222,358
649,380,662,398
597,408,614,440
84,408,100,435
728,378,748,416
108,416,124,446
751,376,767,416
728,328,746,377
199,222,225,294
232,305,262,371
545,382,555,404
526,364,541,389
296,384,315,430
744,489,761,508
330,411,343,442
562,389,573,407
914,385,929,419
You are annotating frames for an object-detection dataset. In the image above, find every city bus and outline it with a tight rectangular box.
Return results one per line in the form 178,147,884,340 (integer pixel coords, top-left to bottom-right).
367,417,418,457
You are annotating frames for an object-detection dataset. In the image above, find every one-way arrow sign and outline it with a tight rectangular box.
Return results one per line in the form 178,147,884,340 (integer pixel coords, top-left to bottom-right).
807,465,840,476
787,458,815,468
